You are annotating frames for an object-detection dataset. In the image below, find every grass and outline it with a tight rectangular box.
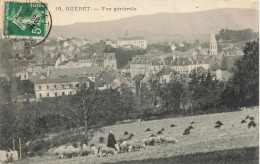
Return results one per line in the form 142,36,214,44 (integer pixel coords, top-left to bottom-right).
15,107,259,164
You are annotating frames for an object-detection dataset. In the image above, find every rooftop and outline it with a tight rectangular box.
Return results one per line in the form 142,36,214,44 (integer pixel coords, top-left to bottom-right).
34,76,90,84
48,66,103,79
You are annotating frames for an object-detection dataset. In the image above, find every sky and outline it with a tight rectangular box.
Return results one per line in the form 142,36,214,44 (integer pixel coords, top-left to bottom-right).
0,0,258,27
38,0,259,25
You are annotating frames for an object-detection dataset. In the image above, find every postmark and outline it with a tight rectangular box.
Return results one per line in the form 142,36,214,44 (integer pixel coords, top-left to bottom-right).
2,0,52,47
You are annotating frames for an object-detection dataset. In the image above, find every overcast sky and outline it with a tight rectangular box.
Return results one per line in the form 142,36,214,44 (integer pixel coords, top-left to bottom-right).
0,0,258,27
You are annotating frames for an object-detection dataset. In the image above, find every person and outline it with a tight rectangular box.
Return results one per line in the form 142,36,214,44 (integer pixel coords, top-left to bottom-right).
107,131,116,149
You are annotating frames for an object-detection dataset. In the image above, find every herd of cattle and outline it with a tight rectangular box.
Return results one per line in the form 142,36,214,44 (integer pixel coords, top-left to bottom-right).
48,114,257,159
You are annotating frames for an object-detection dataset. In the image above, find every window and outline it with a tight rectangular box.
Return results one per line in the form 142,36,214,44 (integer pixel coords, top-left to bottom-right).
54,85,57,89
47,93,49,97
69,84,72,88
24,74,27,79
62,92,65,96
69,91,72,95
47,85,49,89
39,86,41,90
39,93,42,98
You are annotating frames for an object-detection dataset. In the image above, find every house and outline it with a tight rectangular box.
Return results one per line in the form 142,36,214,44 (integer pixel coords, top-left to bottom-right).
34,77,90,99
130,56,150,77
210,56,234,81
103,53,117,70
94,75,117,90
171,56,210,75
117,36,147,49
157,67,176,83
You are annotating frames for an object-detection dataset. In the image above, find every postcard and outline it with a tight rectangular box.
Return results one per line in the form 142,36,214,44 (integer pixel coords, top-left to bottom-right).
0,0,259,163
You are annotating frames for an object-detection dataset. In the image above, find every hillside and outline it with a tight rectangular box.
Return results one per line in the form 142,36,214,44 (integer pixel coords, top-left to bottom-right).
49,8,259,42
15,107,259,164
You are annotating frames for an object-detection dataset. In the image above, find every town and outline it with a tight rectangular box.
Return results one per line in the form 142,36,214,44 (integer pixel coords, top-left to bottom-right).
9,30,247,101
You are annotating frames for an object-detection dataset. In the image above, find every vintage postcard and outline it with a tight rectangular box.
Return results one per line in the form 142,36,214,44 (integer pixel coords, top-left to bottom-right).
0,0,259,163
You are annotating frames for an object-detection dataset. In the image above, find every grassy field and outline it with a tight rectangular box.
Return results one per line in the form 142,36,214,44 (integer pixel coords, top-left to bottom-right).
15,107,259,164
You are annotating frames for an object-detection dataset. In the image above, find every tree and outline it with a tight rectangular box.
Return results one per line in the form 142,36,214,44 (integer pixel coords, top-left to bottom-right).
160,80,184,114
133,74,144,96
228,40,259,106
140,82,153,106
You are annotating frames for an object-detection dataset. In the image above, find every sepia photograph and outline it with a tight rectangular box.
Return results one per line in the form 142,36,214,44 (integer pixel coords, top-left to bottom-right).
0,0,259,163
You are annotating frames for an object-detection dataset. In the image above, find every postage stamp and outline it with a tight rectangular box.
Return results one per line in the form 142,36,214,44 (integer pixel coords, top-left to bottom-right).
3,1,47,38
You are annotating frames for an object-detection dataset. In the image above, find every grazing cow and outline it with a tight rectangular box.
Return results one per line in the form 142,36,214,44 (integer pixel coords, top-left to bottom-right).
170,124,176,127
150,134,155,137
117,134,133,143
245,115,250,119
129,133,134,138
161,137,178,145
151,136,162,144
119,142,129,153
124,131,129,135
145,128,151,132
129,142,146,152
216,121,223,126
248,121,256,128
143,138,154,146
90,146,98,155
161,128,165,131
64,146,81,158
215,124,221,129
157,130,163,135
99,147,117,157
80,144,91,156
183,128,190,135
241,120,246,124
54,145,66,158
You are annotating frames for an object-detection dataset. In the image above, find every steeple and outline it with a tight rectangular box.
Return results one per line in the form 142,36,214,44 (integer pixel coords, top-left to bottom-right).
209,32,217,55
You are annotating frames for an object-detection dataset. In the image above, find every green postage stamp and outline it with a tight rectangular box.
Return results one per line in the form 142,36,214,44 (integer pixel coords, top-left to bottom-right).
3,1,47,38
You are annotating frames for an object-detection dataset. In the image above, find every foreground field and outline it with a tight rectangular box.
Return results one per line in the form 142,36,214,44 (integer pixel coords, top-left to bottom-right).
15,108,259,164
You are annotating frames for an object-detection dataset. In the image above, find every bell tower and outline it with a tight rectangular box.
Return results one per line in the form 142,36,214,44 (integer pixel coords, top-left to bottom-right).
209,32,217,55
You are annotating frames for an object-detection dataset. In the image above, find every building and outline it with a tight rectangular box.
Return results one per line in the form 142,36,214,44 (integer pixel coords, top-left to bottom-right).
105,39,117,48
130,56,150,77
117,36,147,49
103,53,117,70
157,67,176,83
47,66,103,82
209,32,218,55
34,77,90,99
171,56,210,75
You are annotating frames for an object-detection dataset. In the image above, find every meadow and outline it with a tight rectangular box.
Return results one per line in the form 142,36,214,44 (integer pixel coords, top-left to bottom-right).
15,107,259,164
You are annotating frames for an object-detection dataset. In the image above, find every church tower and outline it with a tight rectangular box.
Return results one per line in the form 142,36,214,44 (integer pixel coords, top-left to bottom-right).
209,32,217,55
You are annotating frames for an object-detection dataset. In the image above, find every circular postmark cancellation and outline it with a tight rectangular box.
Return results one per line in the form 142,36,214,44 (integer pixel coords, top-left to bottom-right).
2,0,52,47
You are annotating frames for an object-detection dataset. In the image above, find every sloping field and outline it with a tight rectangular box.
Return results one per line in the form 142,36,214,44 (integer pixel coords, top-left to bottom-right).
15,108,259,164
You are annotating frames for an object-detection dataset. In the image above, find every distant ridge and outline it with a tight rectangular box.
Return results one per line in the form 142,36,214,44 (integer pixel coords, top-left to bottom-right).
49,8,259,43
